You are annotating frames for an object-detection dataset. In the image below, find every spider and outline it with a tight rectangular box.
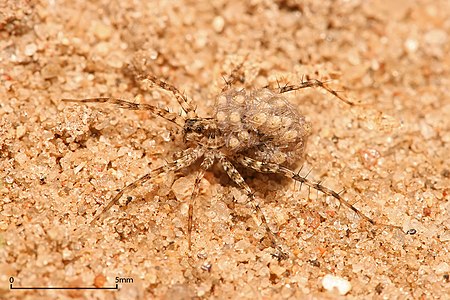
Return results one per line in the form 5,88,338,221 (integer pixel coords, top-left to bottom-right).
63,63,415,258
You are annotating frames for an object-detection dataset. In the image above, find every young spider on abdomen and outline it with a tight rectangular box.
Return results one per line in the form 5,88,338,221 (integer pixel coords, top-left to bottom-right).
63,63,415,258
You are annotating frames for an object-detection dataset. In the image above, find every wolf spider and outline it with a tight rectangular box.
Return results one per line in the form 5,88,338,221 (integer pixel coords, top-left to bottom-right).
63,64,415,258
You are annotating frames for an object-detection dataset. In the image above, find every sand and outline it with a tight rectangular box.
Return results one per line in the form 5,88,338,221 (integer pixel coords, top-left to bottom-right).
1,0,449,299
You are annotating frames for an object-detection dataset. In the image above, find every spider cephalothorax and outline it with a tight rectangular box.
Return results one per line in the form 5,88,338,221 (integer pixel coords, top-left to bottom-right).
63,64,415,258
183,118,223,148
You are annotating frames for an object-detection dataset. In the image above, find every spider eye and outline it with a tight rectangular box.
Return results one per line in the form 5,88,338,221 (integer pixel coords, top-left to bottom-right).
195,126,204,133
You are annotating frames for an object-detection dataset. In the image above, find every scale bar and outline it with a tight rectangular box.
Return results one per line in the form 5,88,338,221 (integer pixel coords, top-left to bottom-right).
10,284,119,290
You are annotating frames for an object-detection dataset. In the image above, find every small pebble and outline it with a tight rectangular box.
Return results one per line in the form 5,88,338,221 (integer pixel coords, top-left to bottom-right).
172,177,193,202
16,125,27,139
322,274,352,295
94,274,106,288
24,43,37,56
213,16,225,33
93,22,112,40
41,63,61,79
73,161,86,174
438,231,450,242
15,152,28,165
404,38,418,53
435,262,450,274
424,29,447,45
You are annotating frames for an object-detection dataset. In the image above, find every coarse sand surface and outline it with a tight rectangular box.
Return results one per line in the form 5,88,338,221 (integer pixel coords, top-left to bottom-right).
1,0,449,299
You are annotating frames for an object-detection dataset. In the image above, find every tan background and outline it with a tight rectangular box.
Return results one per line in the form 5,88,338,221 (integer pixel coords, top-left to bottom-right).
1,0,449,299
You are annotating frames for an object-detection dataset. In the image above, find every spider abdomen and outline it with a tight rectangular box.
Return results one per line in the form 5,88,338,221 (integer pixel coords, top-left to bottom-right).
215,87,311,166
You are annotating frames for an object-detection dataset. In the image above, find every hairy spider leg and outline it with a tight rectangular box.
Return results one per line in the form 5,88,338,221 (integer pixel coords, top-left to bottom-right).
221,55,249,92
235,155,406,232
218,153,288,259
277,78,355,106
90,147,203,224
187,152,215,250
62,97,186,127
134,72,197,118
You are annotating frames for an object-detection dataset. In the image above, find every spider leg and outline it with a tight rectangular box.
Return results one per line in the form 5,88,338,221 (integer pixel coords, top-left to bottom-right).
187,152,215,250
62,97,185,127
133,72,197,118
221,54,249,92
235,155,406,232
217,153,288,259
277,78,355,106
90,146,203,224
